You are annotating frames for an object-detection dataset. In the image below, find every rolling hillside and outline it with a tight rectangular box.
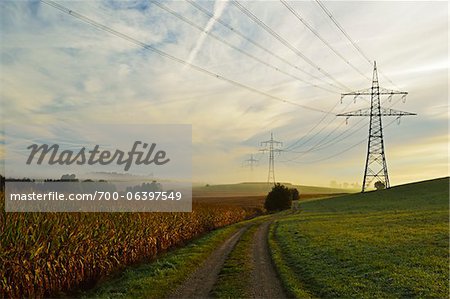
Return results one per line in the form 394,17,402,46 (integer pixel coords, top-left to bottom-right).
193,182,352,197
270,177,449,298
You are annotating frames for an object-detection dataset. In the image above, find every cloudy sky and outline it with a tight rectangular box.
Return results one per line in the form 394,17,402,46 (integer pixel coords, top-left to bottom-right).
1,0,448,187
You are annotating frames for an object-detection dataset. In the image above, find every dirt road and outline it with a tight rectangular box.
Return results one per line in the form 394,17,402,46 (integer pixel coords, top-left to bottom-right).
250,221,287,298
169,220,287,299
169,226,249,298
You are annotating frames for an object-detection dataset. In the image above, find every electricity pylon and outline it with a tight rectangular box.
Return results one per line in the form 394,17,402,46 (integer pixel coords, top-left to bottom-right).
260,133,282,185
243,154,258,171
337,61,416,192
243,154,258,182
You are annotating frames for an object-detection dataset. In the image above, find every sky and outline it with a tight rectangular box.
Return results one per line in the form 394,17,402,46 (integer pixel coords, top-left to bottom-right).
0,0,448,188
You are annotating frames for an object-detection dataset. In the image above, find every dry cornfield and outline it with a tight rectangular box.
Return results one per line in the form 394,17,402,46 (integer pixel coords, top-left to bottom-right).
0,193,261,298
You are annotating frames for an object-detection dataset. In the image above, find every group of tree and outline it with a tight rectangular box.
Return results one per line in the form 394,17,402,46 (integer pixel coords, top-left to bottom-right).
264,183,299,212
125,181,162,193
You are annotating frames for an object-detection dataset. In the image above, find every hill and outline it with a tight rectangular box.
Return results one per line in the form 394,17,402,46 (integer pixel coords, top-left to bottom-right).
193,182,352,197
300,176,448,213
270,177,449,298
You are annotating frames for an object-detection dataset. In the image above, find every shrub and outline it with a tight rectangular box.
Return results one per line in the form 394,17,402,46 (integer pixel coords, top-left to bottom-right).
264,183,292,212
374,181,386,190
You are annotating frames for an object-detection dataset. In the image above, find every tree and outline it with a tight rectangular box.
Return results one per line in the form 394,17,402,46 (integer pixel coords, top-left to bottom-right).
264,183,292,212
374,181,386,190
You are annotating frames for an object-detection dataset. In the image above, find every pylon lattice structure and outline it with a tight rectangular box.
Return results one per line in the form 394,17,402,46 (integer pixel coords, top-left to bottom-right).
243,154,258,171
260,133,282,185
337,62,416,192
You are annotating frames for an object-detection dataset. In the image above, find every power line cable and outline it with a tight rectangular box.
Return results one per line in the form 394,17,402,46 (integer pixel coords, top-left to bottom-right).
280,91,406,162
283,118,346,154
185,0,342,92
230,0,352,91
152,1,336,94
315,0,399,88
315,0,371,64
283,97,355,151
284,117,398,164
185,0,370,152
41,0,332,115
280,0,370,81
284,79,406,154
173,0,362,151
282,90,372,152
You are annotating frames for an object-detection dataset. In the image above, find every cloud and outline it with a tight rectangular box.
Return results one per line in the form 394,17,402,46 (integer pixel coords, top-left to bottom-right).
183,0,229,69
0,1,447,185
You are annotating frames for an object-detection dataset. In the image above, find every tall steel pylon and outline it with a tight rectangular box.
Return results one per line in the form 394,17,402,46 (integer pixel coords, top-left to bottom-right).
337,62,416,192
260,133,282,185
243,154,258,182
243,154,258,171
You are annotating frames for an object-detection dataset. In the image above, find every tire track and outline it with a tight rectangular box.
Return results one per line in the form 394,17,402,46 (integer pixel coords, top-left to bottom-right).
169,226,249,299
250,221,287,298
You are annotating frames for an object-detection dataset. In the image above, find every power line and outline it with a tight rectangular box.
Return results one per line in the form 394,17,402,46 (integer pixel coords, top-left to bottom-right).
283,118,346,154
283,117,398,164
279,0,370,81
54,2,352,161
185,0,356,155
152,1,336,94
185,0,342,92
185,0,374,153
315,0,399,89
283,97,354,151
307,118,366,151
315,0,371,64
230,0,351,91
281,89,408,162
41,0,332,115
282,90,372,152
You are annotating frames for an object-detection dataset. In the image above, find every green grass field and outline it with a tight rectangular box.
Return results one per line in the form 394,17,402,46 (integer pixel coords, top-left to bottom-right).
270,177,449,298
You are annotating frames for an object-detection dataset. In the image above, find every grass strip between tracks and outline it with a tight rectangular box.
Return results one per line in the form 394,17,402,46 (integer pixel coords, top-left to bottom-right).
210,224,258,298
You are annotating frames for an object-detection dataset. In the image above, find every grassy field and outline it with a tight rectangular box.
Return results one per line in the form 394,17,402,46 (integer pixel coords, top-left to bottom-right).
270,177,449,298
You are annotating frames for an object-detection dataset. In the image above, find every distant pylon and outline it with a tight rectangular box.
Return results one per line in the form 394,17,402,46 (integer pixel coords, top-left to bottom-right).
260,133,282,185
337,62,416,192
243,154,258,171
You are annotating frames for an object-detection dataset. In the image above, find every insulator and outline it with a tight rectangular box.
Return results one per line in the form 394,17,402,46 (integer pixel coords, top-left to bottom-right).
401,94,407,103
346,117,349,125
397,116,401,125
353,95,358,103
340,95,344,104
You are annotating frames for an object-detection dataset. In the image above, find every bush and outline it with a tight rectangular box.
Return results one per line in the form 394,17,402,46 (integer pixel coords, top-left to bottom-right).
264,183,292,212
374,181,386,190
